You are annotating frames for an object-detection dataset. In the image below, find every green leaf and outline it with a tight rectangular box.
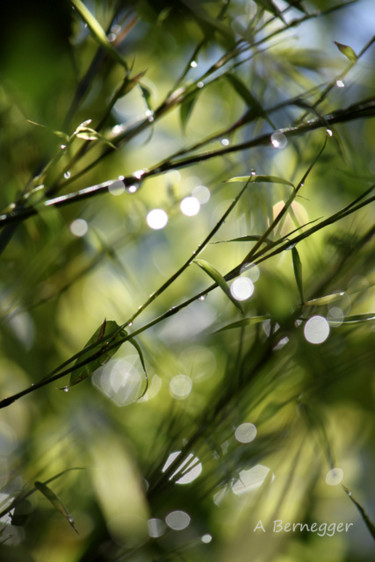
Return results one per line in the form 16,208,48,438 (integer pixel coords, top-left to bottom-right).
304,292,345,306
334,41,358,63
225,73,275,128
140,84,153,112
194,259,243,313
66,320,127,389
213,235,273,246
215,316,269,332
71,0,127,69
332,313,375,325
254,0,286,23
227,175,294,187
127,336,149,398
75,128,99,141
34,481,79,534
180,92,198,131
292,246,304,304
343,486,375,540
11,499,33,526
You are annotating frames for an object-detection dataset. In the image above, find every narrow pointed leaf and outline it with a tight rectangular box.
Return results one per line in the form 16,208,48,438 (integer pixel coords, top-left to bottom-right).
333,313,375,325
213,235,273,246
225,73,275,127
343,486,375,539
292,246,304,304
71,0,127,68
227,175,294,187
180,92,198,131
127,336,149,398
334,41,358,62
34,481,79,534
255,0,286,23
215,316,269,332
66,320,126,389
194,259,243,312
305,292,345,306
140,84,152,112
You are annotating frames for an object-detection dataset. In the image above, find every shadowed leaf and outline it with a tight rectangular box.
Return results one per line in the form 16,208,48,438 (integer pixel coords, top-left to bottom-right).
180,92,199,131
343,486,375,540
225,73,275,128
292,246,304,304
213,235,273,246
34,481,79,534
194,259,243,313
215,316,269,332
66,320,127,389
71,0,127,68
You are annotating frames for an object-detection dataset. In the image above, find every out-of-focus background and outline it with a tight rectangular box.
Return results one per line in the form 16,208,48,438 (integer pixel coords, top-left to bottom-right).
0,1,374,560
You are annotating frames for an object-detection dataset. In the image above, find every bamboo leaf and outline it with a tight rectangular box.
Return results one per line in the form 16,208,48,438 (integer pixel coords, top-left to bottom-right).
140,84,153,112
127,336,149,398
180,92,198,131
11,499,33,526
227,175,294,187
71,0,127,68
343,486,375,540
334,41,358,62
213,235,273,246
254,0,286,23
194,259,243,312
305,292,345,306
65,320,126,389
34,481,79,534
225,73,275,127
75,127,116,148
215,316,269,332
332,313,375,325
292,246,304,304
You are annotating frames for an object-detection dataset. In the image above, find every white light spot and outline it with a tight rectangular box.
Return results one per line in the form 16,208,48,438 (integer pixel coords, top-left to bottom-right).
64,171,71,179
197,81,204,89
220,138,230,146
235,423,257,443
271,131,287,149
336,79,345,88
108,179,125,196
192,185,210,204
230,277,254,301
326,128,333,137
162,450,202,484
148,518,166,538
127,184,138,194
92,358,144,406
169,374,192,399
327,306,344,326
325,467,344,486
201,534,212,543
180,196,200,216
165,510,191,531
146,209,168,230
133,169,145,180
60,144,66,150
70,218,88,237
304,315,330,344
232,465,273,495
190,60,198,68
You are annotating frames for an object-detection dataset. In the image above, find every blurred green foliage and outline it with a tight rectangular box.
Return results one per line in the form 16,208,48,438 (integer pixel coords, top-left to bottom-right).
0,1,374,561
